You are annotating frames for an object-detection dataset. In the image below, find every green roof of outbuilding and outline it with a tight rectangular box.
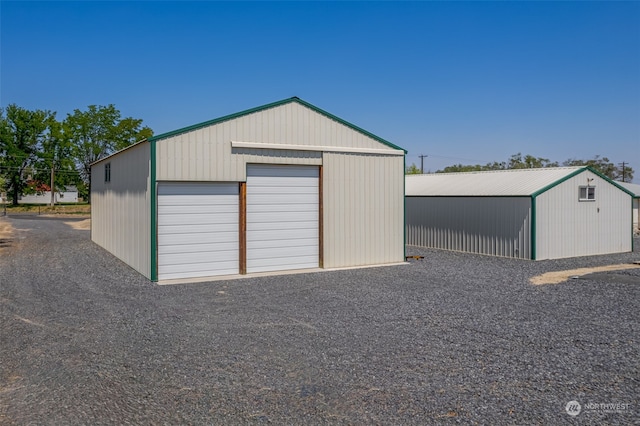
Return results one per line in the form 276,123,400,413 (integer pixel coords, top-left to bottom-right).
147,97,406,153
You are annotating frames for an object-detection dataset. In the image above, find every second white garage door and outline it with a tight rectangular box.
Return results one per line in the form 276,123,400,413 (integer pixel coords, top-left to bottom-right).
157,182,239,280
246,165,319,273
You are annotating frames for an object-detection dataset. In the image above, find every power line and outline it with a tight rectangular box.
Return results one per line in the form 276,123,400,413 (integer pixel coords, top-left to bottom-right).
406,153,492,164
0,166,80,175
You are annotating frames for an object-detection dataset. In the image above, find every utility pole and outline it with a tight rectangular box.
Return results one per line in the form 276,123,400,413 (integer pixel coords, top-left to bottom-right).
618,162,627,182
419,154,428,174
50,165,55,207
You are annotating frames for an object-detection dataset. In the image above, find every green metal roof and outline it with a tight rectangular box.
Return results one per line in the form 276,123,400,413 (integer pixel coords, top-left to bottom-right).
147,97,406,153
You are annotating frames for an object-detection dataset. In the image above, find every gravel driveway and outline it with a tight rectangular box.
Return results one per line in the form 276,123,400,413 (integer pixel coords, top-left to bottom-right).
1,215,638,424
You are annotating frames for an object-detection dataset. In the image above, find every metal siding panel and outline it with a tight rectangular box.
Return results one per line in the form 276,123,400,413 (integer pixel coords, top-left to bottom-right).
91,142,151,277
155,102,398,183
174,134,183,179
323,153,404,268
406,197,531,259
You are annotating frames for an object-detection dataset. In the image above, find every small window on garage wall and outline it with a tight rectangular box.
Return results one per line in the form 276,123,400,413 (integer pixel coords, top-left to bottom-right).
105,163,111,183
579,186,595,201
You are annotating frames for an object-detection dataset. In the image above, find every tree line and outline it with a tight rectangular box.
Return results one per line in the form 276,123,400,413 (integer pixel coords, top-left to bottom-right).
406,152,634,182
0,104,152,205
3,103,633,206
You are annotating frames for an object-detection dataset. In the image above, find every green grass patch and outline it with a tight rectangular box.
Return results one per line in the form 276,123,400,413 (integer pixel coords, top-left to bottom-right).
3,203,91,215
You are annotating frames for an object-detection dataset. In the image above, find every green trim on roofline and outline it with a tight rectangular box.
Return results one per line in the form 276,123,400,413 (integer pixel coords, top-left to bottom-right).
293,98,406,153
150,140,158,282
584,167,636,197
148,97,407,153
530,167,587,198
90,138,149,166
148,98,290,141
529,166,636,198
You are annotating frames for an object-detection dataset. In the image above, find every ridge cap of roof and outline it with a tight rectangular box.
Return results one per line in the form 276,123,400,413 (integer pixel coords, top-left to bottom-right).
406,166,584,178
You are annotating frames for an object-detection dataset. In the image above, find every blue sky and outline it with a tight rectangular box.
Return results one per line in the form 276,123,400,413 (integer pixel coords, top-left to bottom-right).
2,1,639,182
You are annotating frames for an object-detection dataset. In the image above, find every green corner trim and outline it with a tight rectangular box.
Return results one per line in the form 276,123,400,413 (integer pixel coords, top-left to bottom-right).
150,140,158,282
531,196,536,260
148,97,406,153
403,155,406,259
631,200,635,253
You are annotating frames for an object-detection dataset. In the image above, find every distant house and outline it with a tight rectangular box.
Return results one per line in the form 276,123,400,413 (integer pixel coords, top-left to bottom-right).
19,185,79,204
618,181,640,234
406,167,634,260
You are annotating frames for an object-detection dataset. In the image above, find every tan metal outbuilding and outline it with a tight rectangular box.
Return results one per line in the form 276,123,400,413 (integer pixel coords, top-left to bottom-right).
406,167,634,260
91,97,406,282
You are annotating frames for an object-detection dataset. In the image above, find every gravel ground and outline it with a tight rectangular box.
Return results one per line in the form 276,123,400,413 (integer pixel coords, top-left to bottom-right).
1,215,638,425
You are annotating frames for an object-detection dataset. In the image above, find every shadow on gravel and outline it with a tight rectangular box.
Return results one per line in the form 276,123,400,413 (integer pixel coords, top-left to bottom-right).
0,239,11,248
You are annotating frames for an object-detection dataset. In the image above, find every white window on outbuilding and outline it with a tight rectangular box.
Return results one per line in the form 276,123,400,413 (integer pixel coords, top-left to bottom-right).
579,186,595,201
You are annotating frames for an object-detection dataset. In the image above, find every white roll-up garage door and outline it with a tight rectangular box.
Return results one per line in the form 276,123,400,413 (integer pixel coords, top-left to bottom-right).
246,165,319,273
157,183,239,280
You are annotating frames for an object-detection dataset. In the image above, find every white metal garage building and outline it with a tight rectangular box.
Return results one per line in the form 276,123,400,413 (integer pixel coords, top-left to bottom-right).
406,167,634,260
91,97,405,282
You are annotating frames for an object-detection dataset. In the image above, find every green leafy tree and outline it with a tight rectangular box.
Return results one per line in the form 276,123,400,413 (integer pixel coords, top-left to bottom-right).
438,163,488,173
508,153,558,169
405,163,422,174
114,117,153,151
563,155,633,182
484,161,508,170
437,153,560,174
65,105,152,202
0,105,54,205
33,115,80,205
437,160,508,173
